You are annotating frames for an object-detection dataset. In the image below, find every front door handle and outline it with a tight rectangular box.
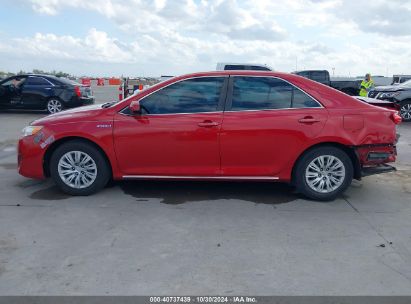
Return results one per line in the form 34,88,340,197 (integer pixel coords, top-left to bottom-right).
198,120,219,128
298,116,320,124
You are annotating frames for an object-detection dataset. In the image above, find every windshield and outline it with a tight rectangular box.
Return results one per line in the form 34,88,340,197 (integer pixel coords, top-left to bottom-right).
399,80,411,88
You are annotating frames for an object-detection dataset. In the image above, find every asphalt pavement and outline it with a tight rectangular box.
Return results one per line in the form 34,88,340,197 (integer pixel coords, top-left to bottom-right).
0,87,410,295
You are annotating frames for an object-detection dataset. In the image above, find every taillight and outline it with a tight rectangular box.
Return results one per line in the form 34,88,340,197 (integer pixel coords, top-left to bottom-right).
74,86,82,97
391,112,402,125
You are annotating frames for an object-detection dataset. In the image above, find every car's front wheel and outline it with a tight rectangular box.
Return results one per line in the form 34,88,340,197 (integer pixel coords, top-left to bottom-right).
47,98,64,114
294,146,353,201
50,140,110,195
400,101,411,122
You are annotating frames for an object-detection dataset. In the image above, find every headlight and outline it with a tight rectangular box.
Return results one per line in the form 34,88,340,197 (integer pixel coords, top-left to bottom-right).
21,126,43,137
381,92,400,98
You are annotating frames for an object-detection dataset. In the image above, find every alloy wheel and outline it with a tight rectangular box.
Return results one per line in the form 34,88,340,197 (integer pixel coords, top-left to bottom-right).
400,103,411,121
57,151,97,189
305,155,346,194
47,99,63,114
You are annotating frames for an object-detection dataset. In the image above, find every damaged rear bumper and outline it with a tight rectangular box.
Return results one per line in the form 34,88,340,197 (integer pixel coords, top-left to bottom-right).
353,138,398,179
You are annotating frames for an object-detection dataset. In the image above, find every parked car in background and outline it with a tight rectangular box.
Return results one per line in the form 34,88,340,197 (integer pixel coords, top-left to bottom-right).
293,70,361,96
355,96,400,112
0,74,94,114
18,71,400,201
392,75,411,85
368,80,411,121
216,62,273,71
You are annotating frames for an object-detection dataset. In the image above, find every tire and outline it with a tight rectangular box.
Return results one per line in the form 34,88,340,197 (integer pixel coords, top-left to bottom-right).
50,140,110,195
46,98,64,114
400,101,411,122
294,146,353,201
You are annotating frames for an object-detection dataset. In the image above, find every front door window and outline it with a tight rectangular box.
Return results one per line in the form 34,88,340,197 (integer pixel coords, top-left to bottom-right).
140,77,226,114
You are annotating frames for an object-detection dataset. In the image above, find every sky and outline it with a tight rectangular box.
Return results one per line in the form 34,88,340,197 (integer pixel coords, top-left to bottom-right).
0,0,410,77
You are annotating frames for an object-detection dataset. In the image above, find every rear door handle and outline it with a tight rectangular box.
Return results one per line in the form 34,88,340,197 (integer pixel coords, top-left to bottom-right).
298,116,320,124
198,120,219,127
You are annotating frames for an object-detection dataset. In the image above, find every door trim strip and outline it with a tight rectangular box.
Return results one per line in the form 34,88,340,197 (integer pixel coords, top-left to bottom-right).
122,175,280,180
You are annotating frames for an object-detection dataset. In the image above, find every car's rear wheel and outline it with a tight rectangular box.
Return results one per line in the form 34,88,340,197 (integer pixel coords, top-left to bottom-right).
400,101,411,121
294,146,353,201
50,141,110,195
47,98,64,114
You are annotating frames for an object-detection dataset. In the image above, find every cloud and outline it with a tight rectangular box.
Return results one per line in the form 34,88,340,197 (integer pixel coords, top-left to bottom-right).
26,0,287,42
1,28,133,63
312,0,411,37
205,0,286,41
2,0,411,76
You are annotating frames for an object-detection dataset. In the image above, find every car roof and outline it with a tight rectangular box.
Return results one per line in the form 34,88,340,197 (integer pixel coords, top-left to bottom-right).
293,70,328,73
3,74,58,81
8,74,48,77
172,70,289,79
168,70,316,85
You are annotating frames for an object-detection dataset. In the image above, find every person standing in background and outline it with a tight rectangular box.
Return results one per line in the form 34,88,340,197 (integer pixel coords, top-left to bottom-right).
359,73,375,97
123,77,129,98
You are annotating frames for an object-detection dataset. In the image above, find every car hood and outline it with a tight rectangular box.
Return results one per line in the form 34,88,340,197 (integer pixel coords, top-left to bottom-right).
32,104,105,126
356,96,394,105
373,85,402,92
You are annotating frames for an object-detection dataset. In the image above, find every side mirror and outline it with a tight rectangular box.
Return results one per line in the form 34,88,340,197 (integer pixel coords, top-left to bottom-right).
129,100,141,113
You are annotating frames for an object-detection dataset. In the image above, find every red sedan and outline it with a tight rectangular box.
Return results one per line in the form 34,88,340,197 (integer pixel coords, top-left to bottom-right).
18,71,401,201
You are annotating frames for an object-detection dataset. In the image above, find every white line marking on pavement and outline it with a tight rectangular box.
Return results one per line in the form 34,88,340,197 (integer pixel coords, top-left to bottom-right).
3,147,16,152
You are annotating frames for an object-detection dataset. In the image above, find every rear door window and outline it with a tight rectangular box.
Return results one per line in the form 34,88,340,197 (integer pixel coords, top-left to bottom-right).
231,77,292,110
230,76,321,111
26,77,51,86
292,88,321,108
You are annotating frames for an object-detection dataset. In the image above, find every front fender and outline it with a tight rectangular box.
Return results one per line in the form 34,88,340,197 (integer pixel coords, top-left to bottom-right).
42,121,122,179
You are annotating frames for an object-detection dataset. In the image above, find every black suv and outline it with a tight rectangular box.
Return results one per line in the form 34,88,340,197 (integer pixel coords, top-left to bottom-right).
368,80,411,121
0,74,94,114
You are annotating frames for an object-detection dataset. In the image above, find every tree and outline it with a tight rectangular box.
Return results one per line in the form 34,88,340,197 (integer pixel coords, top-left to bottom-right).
30,69,71,78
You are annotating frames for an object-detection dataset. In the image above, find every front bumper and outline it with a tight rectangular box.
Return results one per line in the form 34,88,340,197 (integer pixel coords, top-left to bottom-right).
18,132,52,179
362,164,396,177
